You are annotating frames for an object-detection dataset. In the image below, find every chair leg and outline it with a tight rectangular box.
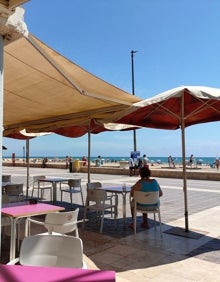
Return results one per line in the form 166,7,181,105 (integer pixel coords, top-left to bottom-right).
70,193,73,208
82,207,87,229
134,210,137,235
153,213,156,230
100,210,104,233
1,227,5,245
80,187,84,206
61,190,63,203
114,206,117,229
115,195,118,218
75,227,79,238
158,210,162,237
50,188,53,202
17,220,21,252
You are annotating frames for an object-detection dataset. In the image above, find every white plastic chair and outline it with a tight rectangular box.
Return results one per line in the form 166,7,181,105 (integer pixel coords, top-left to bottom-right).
87,182,102,190
83,188,117,233
2,175,11,182
7,234,87,269
87,182,115,215
4,183,24,202
31,175,52,201
60,179,84,207
27,209,79,237
133,190,162,236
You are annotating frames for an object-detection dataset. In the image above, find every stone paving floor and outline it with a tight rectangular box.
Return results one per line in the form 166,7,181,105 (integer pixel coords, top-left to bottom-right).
1,166,220,281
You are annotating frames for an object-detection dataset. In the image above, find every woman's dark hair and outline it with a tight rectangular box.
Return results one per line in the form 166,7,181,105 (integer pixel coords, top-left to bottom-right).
139,166,151,178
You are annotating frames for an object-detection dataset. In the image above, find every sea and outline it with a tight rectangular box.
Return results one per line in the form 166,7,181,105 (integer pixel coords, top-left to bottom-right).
4,156,218,166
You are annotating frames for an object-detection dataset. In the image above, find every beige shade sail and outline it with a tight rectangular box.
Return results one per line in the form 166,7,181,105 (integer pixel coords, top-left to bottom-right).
0,1,29,9
3,34,141,137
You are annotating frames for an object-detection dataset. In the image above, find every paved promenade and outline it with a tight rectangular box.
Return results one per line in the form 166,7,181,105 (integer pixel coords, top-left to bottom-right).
2,166,220,281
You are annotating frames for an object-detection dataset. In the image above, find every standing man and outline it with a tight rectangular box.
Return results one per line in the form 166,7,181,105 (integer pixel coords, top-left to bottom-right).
142,154,149,168
189,154,194,167
129,157,135,176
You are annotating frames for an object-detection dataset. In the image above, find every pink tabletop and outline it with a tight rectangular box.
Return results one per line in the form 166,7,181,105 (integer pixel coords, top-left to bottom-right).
1,202,64,218
0,264,115,282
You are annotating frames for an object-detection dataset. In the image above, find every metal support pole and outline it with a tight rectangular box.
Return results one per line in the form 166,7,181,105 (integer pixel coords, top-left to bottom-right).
131,50,138,152
26,139,30,197
181,94,189,232
0,34,4,255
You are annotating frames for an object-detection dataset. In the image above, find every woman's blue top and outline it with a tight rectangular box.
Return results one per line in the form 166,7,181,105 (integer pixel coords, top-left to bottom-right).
138,179,160,207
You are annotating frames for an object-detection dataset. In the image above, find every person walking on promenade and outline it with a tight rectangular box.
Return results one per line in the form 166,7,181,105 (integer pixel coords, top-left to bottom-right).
129,166,163,229
142,154,149,168
189,154,194,167
168,155,175,168
215,158,220,170
41,157,48,168
65,155,69,169
129,157,136,176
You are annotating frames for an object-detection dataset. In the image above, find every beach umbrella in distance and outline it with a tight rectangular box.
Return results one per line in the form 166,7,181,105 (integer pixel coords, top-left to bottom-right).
113,85,220,232
2,145,7,150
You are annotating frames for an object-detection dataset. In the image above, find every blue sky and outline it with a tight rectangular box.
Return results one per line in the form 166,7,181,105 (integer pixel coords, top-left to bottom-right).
3,0,220,158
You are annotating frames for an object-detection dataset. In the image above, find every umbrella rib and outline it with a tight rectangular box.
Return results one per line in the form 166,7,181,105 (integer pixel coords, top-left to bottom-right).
27,35,83,95
81,90,134,106
27,35,136,107
184,98,220,120
150,102,181,122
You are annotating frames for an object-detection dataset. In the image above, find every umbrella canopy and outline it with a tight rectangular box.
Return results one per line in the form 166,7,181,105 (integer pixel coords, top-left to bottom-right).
2,145,7,150
53,119,139,138
3,34,141,137
114,86,220,129
113,86,220,231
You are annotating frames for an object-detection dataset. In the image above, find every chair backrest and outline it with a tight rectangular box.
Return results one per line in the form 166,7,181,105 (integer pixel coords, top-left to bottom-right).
68,179,81,188
2,175,11,182
33,175,47,188
86,188,107,204
44,209,79,234
87,182,102,189
19,235,85,268
133,190,159,207
33,175,46,183
5,184,23,197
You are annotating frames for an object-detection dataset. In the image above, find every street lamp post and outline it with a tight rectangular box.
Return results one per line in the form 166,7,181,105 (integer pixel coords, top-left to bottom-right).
131,50,138,152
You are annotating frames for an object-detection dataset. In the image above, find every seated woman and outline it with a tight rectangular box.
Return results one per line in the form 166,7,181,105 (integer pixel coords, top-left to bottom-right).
129,166,163,229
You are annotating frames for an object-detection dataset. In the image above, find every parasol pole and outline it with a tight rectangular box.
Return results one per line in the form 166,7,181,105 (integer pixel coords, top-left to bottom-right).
131,50,138,151
25,139,30,198
181,93,189,232
0,34,3,254
87,131,91,183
